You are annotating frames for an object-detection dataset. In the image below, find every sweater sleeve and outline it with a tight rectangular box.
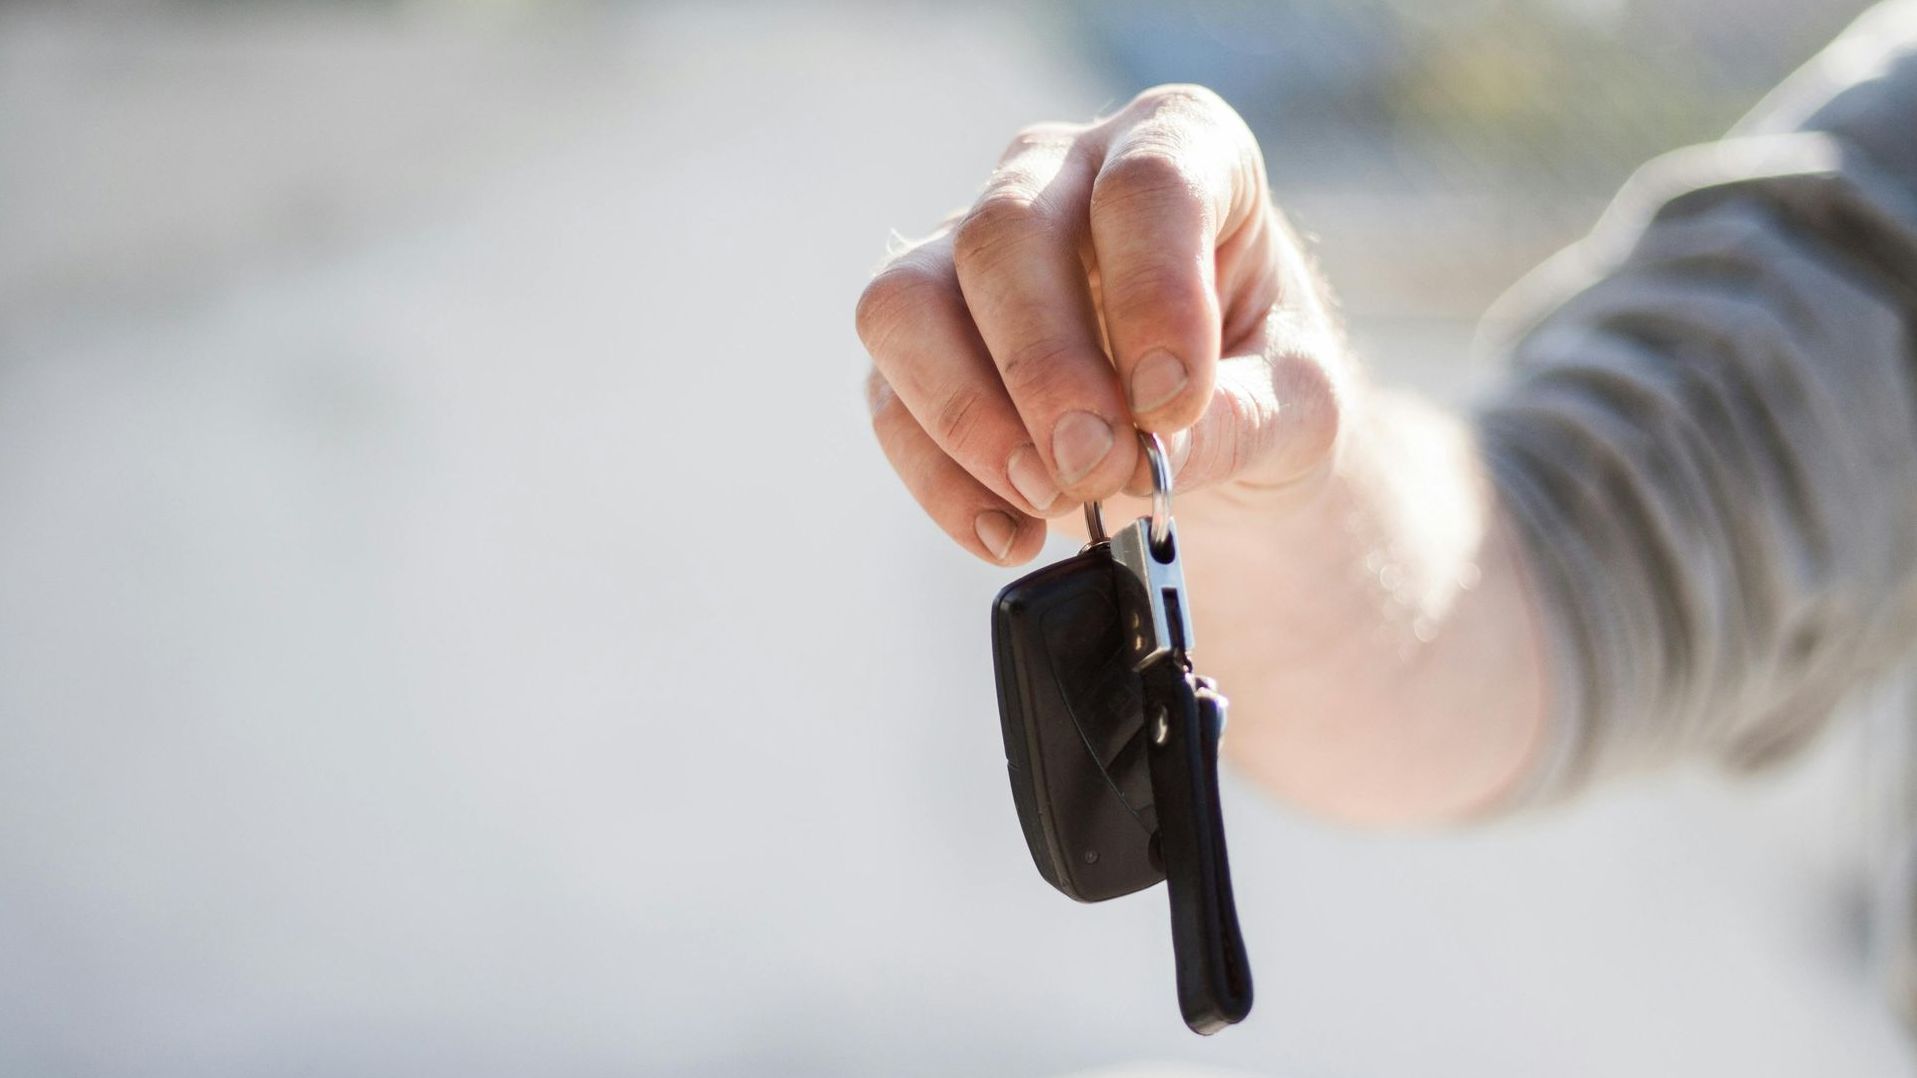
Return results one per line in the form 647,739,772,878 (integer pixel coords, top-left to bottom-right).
1478,0,1917,801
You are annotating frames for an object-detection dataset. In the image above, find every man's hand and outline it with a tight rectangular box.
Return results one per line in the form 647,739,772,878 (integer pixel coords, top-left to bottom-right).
857,85,1548,824
856,85,1343,563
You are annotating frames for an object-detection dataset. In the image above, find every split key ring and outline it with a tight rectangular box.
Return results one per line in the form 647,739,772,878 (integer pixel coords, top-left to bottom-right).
1081,430,1174,554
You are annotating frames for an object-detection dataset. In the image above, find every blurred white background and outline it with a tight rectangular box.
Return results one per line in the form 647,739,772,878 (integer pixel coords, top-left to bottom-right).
0,2,1909,1075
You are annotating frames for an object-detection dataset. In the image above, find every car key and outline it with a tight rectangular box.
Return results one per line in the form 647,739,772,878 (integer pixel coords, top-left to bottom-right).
990,431,1253,1034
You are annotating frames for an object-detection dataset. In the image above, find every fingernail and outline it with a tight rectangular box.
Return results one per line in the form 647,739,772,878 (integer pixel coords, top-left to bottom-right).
1129,350,1188,414
975,510,1017,560
1051,410,1115,486
1007,445,1059,512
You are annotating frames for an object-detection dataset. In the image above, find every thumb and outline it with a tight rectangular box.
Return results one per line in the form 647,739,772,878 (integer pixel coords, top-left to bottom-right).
1163,347,1342,496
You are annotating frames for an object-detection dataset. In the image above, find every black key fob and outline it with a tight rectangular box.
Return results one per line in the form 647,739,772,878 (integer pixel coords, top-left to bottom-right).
990,541,1161,902
987,436,1253,1037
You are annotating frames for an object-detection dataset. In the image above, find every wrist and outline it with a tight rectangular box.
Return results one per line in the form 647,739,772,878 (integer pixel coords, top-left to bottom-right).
1176,388,1550,823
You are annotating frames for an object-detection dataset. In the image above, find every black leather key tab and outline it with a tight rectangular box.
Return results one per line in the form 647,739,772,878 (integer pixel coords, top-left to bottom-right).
1143,665,1253,1034
991,544,1161,902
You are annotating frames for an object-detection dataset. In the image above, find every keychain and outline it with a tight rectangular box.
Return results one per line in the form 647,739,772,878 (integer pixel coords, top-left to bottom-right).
990,431,1253,1034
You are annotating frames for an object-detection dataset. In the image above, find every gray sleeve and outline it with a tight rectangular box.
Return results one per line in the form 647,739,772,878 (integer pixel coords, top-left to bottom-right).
1477,0,1917,801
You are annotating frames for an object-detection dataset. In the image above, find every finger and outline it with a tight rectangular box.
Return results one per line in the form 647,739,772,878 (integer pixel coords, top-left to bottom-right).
867,370,1047,565
856,232,1071,518
1167,351,1340,495
951,124,1138,503
1090,85,1266,432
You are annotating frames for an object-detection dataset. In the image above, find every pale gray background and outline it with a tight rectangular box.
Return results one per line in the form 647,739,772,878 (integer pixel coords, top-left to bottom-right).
0,3,1907,1075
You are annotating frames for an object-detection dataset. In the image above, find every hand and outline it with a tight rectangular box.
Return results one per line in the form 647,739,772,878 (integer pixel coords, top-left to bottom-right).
857,85,1547,823
857,85,1347,564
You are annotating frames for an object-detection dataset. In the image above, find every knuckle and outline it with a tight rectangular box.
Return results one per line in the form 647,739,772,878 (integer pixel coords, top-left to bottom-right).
996,335,1080,401
1105,85,1262,230
1092,149,1199,217
864,368,904,424
855,260,946,353
1000,121,1079,162
952,192,1046,274
1132,83,1228,121
930,384,993,458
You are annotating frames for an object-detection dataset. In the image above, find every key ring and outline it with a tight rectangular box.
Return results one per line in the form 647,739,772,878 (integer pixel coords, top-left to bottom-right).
1139,431,1173,553
1080,431,1174,553
1083,500,1108,544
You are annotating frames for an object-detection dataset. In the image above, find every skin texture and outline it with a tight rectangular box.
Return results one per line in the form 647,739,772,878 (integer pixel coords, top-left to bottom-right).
857,86,1550,824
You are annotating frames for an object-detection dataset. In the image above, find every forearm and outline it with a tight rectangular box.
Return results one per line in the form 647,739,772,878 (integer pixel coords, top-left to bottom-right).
1177,387,1549,824
1206,3,1917,818
862,19,1917,822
